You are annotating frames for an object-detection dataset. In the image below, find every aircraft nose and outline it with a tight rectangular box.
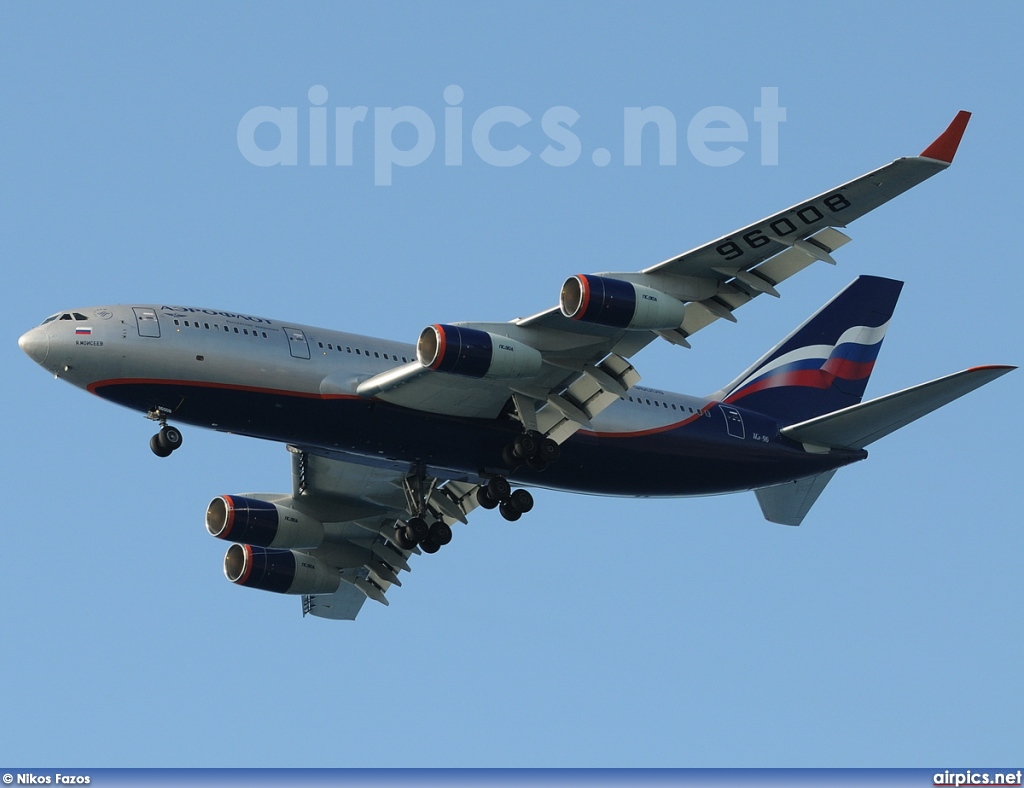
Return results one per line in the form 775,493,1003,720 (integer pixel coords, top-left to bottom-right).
18,327,49,365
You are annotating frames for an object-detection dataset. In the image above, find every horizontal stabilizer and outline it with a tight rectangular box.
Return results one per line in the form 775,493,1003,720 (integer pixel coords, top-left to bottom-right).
781,365,1015,450
755,470,838,526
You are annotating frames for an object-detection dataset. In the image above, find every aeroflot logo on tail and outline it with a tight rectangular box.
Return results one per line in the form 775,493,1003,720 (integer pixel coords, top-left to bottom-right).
237,85,787,185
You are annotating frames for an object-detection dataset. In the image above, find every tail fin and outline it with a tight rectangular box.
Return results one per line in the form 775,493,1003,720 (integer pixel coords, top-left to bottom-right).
713,276,903,425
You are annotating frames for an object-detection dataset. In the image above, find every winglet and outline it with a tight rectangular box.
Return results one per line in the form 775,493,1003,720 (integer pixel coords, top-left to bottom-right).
919,110,971,163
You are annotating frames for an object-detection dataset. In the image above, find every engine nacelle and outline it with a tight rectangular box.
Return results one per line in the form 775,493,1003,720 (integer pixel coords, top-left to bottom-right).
206,495,324,549
560,274,686,330
223,544,342,595
417,324,542,379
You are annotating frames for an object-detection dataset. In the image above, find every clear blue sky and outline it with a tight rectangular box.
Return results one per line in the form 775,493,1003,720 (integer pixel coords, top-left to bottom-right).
2,1,1021,769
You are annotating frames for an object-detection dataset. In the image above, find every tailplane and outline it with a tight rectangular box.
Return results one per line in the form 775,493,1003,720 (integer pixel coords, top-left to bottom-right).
780,365,1015,450
754,365,1014,525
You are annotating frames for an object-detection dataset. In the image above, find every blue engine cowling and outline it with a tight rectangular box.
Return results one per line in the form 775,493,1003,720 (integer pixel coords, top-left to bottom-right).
560,274,686,330
223,544,342,595
417,324,542,379
206,495,324,549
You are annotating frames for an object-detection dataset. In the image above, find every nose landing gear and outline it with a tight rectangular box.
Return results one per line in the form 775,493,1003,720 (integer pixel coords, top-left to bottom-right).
146,408,183,457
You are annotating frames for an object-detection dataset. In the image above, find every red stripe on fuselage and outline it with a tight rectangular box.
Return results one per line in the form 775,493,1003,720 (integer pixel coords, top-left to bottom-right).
579,405,714,439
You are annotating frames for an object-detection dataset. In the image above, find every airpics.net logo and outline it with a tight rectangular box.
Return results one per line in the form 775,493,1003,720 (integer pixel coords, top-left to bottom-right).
236,85,786,185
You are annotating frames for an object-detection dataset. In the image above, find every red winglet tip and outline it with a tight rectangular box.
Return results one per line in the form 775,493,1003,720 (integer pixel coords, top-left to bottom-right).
919,110,971,163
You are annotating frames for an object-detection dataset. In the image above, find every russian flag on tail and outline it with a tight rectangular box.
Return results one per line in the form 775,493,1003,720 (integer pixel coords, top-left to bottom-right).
717,276,904,426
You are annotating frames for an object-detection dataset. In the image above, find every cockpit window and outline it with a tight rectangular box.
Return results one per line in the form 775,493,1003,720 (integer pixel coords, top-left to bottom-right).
45,312,90,324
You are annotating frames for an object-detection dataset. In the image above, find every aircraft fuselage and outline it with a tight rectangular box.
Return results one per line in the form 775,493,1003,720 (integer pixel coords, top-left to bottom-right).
19,304,864,497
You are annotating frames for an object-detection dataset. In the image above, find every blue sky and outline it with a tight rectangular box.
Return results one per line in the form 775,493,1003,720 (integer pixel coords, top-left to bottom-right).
2,1,1021,769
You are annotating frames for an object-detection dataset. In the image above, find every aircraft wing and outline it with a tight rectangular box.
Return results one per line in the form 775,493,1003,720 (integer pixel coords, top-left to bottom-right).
356,112,971,442
281,447,483,620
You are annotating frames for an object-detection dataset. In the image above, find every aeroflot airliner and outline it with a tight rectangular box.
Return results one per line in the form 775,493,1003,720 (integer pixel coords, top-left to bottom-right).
19,110,1014,620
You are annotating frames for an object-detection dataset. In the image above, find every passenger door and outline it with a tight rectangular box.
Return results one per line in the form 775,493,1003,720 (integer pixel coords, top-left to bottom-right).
284,327,311,359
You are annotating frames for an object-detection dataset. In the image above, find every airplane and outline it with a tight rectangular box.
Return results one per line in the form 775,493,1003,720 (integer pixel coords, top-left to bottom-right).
18,110,1014,620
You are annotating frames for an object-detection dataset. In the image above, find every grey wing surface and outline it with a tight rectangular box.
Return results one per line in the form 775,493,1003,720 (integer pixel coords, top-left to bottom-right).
352,112,970,443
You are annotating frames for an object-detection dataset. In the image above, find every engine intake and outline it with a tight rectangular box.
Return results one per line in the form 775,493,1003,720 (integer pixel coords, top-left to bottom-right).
223,544,342,595
206,495,324,549
417,324,542,379
560,274,686,330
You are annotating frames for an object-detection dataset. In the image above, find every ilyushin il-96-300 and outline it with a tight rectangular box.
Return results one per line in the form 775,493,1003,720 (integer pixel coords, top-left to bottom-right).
19,111,1013,620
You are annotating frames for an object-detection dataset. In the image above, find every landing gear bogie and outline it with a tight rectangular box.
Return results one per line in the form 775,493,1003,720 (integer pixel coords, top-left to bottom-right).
504,431,560,473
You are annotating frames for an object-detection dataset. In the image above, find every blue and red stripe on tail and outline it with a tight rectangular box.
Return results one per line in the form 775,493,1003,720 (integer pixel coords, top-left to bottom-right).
716,276,904,426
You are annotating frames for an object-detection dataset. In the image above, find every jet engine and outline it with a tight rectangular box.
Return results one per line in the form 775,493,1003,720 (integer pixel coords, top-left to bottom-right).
560,274,686,330
417,324,542,379
206,495,324,549
223,544,342,595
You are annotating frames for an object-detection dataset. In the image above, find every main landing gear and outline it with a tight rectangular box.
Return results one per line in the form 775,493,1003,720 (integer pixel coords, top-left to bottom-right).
475,476,534,522
501,429,560,472
392,471,454,553
393,516,452,553
146,408,183,458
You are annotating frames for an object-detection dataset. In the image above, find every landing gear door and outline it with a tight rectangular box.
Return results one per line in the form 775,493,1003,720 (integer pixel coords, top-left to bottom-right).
285,327,311,359
133,307,161,338
719,404,745,439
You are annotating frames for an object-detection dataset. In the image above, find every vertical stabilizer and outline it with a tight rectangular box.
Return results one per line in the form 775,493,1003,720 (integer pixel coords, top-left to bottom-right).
713,276,903,426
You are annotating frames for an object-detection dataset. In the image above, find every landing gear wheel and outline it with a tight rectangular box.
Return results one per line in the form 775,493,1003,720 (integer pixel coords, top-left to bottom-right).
393,526,417,551
429,521,453,546
539,437,560,463
150,434,172,458
513,431,541,460
501,445,520,470
499,502,522,522
404,517,429,544
486,476,512,503
158,425,183,452
420,538,441,554
510,489,534,514
476,486,499,509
